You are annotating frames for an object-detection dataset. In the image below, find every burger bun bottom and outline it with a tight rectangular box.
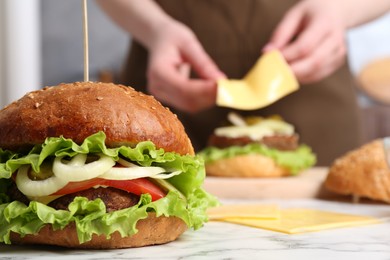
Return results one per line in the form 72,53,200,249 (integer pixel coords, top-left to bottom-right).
10,213,187,249
206,154,289,178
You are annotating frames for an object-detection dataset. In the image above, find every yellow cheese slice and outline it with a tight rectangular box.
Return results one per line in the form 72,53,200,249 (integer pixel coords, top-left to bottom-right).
217,50,299,110
220,208,380,234
207,204,280,220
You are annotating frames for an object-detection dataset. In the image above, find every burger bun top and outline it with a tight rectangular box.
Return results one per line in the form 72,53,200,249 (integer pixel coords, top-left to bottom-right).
0,82,194,155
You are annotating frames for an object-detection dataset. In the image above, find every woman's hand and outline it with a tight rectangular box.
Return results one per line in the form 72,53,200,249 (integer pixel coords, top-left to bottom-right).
264,0,347,84
96,0,225,113
146,20,225,113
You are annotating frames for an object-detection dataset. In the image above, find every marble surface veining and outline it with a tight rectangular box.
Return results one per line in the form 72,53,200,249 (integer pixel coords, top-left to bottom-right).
1,199,390,260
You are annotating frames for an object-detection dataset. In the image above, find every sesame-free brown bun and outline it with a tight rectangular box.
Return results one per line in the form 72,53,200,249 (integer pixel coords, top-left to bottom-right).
0,82,193,248
10,213,187,249
325,139,390,203
206,154,289,177
0,81,194,155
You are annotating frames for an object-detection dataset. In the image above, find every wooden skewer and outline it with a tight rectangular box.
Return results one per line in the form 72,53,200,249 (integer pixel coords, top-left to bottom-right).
82,0,89,82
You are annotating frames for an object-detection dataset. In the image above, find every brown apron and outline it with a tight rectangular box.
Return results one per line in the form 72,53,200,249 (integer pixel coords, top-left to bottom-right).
120,0,362,166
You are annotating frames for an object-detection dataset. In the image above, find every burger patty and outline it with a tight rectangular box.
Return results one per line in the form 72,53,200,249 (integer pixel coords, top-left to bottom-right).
7,183,140,212
48,187,140,212
207,134,299,151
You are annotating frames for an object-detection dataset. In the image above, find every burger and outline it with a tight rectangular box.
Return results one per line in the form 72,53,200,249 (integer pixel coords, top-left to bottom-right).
325,139,390,203
198,113,316,177
0,82,217,248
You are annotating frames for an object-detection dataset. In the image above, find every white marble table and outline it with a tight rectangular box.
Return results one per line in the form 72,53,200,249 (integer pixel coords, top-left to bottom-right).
1,198,390,260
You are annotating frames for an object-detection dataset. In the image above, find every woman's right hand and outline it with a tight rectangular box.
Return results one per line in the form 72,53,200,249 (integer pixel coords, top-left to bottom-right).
146,20,225,113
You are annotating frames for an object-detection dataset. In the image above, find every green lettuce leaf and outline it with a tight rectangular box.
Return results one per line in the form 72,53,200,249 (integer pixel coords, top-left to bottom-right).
0,189,215,244
0,179,11,204
198,143,316,175
1,132,198,178
0,132,218,244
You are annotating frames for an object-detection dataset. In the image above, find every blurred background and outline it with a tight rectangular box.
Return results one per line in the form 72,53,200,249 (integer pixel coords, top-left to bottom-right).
1,0,390,142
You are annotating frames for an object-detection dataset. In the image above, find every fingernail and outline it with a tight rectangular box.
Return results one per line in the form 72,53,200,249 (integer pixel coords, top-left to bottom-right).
262,43,276,53
216,71,227,79
205,66,226,80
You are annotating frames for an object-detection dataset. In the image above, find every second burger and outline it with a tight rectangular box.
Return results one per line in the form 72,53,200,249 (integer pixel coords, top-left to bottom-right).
198,113,316,178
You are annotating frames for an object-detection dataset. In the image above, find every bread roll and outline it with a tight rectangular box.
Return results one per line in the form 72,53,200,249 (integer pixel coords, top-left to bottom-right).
358,58,390,104
325,139,390,203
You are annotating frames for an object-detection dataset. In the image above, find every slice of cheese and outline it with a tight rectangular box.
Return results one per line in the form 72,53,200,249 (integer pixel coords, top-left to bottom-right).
220,208,380,234
207,204,280,220
217,50,299,110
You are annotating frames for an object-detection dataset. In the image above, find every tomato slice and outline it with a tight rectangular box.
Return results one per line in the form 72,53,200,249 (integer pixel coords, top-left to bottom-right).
53,178,165,201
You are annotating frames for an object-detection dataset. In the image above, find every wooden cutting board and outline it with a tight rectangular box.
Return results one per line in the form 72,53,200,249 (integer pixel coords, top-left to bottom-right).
203,167,331,199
